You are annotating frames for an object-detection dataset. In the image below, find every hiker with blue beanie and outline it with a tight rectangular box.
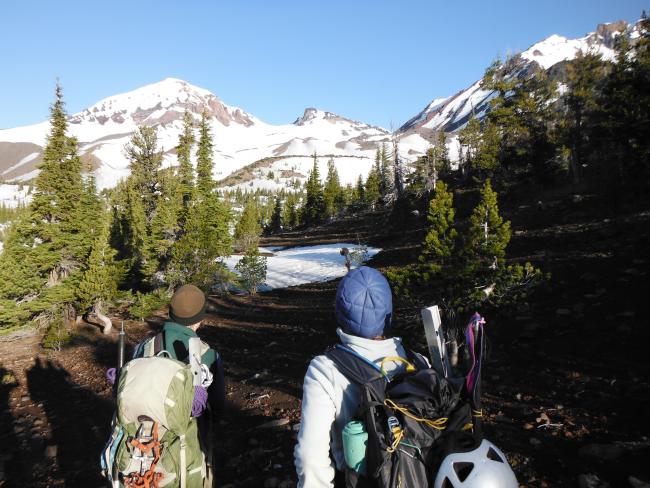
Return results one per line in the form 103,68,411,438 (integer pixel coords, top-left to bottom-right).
294,266,416,488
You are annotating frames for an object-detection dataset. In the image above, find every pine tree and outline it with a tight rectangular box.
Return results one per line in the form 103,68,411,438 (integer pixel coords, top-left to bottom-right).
472,120,501,178
235,247,267,294
282,192,300,229
234,200,262,252
77,213,119,333
149,167,182,279
177,111,195,225
458,117,482,178
379,143,394,199
364,166,380,207
323,158,342,219
392,140,405,198
196,111,215,199
591,18,650,189
435,131,451,176
418,181,458,281
301,153,325,226
562,51,605,184
168,111,232,290
409,132,450,196
0,83,87,329
123,179,151,284
125,126,163,222
355,174,365,205
270,196,283,233
73,173,103,262
463,179,511,274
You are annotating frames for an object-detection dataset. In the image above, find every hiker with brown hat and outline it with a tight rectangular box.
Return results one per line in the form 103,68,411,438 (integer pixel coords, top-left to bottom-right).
102,284,224,487
162,284,225,417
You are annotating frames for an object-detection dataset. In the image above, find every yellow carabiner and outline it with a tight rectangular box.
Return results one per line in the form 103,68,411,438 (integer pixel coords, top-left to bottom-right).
380,356,417,377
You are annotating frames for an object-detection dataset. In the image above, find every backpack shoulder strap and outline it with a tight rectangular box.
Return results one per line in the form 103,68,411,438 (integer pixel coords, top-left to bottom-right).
325,345,385,385
136,331,165,358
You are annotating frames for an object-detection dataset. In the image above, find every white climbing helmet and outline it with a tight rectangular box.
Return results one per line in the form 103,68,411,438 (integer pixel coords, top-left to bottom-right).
434,439,519,488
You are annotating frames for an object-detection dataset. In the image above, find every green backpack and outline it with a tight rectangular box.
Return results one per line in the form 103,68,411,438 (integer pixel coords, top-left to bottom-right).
101,339,209,488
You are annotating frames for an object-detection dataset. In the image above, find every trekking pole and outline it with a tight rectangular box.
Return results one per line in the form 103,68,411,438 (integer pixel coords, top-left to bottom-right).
111,322,126,487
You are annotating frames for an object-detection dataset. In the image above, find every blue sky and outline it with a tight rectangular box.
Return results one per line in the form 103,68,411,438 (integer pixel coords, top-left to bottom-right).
0,0,646,130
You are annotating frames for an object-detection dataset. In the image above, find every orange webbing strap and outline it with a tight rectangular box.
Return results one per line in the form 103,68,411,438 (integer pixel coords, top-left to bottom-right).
123,422,165,488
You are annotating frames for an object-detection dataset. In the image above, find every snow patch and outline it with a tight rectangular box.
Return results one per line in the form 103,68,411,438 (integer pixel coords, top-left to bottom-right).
1,152,39,175
223,243,380,289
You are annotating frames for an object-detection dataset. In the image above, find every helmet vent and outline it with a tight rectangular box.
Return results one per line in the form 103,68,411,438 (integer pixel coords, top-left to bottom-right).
487,446,505,463
453,461,474,482
441,478,454,488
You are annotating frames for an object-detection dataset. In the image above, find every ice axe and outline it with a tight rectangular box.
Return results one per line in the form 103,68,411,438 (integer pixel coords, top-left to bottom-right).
421,305,452,377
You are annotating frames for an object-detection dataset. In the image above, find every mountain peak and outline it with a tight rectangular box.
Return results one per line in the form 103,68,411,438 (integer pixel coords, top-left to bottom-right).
293,107,334,125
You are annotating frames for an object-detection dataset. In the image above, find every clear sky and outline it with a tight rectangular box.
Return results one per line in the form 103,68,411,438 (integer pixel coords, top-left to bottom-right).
0,0,646,130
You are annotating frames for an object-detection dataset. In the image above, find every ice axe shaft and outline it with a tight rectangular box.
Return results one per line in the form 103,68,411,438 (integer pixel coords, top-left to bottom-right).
117,322,125,370
421,306,450,377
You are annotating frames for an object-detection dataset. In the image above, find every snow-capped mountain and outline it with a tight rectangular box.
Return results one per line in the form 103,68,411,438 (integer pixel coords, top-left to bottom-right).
396,19,639,147
0,19,642,196
0,78,396,192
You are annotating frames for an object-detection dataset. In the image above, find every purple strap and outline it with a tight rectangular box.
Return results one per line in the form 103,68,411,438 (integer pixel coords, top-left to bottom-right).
191,386,209,417
465,313,485,394
106,367,117,385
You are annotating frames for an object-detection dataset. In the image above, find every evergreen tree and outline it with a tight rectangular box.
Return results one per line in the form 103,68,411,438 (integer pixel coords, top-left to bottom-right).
282,192,300,229
392,140,405,198
270,196,283,233
177,111,195,224
122,179,151,284
562,51,605,184
463,179,511,274
472,120,501,178
125,126,163,222
234,200,262,252
301,153,325,226
355,174,365,205
409,132,452,196
323,158,343,219
149,167,182,279
458,117,482,179
418,181,458,281
591,18,650,189
483,59,520,169
388,181,458,296
379,143,394,199
73,173,103,262
235,247,267,294
0,83,88,329
364,166,381,206
76,213,119,333
195,111,215,199
435,131,451,176
168,112,232,290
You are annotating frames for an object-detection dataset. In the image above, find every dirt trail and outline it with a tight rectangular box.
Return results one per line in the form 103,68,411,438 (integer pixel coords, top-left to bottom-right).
1,191,650,487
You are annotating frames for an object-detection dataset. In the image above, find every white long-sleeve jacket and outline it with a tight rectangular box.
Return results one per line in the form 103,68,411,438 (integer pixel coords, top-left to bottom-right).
294,328,410,488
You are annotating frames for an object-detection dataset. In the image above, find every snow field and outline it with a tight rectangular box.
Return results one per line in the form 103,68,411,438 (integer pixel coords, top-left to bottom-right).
0,184,32,208
223,243,381,290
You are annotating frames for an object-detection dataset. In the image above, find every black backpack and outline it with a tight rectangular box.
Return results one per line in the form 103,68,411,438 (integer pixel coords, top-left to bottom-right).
326,345,481,488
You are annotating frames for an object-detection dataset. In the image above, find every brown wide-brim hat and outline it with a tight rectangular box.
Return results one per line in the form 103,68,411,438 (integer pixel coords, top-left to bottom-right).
170,284,207,326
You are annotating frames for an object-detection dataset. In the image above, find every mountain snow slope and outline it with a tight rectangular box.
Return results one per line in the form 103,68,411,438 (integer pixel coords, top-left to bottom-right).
396,19,639,148
0,19,642,195
0,78,395,191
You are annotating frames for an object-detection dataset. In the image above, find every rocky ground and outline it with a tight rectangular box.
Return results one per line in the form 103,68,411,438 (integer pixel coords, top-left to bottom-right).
1,184,649,487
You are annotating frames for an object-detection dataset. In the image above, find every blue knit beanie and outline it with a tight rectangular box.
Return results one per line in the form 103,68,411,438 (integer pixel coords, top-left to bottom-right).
335,266,393,339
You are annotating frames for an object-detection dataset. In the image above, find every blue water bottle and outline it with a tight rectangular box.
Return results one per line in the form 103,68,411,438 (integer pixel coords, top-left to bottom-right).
342,420,368,475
